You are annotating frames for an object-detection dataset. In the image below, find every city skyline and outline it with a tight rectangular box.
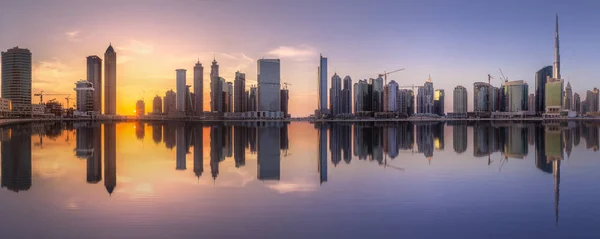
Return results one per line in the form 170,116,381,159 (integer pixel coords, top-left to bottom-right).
2,1,600,116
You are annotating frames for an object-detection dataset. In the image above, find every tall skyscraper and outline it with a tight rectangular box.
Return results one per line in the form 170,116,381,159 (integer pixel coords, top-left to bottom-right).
586,88,599,112
135,100,145,116
553,14,561,80
1,47,32,114
453,85,468,113
528,94,536,112
193,60,203,115
234,71,246,112
384,80,398,112
86,56,102,113
74,80,94,113
434,89,445,116
210,58,222,112
317,55,328,113
574,93,581,113
280,89,289,117
535,66,553,113
176,69,187,113
152,95,162,114
104,44,117,115
503,80,528,112
257,59,281,112
474,82,491,112
329,73,342,115
564,82,572,110
545,14,563,115
417,78,434,114
354,80,371,113
163,90,176,115
342,76,352,114
371,77,384,112
225,81,233,112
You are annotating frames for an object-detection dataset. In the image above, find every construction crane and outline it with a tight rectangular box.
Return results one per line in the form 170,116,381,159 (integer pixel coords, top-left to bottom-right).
33,91,70,104
283,82,292,90
499,68,509,82
65,97,75,109
378,68,405,85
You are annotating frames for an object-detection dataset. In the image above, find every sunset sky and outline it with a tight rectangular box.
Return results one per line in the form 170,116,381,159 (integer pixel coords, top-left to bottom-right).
1,0,600,116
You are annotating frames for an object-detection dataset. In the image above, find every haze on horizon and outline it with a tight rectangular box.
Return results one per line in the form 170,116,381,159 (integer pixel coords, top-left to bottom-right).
1,0,598,116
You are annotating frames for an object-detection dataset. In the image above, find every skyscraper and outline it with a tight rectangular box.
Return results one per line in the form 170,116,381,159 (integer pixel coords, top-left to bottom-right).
434,89,445,116
152,95,162,114
193,60,203,115
234,71,246,112
564,82,572,110
574,93,581,113
86,55,102,113
453,85,468,113
528,94,535,112
371,77,384,112
586,88,599,112
417,78,434,114
545,14,563,116
503,80,528,112
536,66,553,113
226,81,233,112
384,80,398,112
74,80,94,113
553,14,561,80
318,55,328,113
104,44,117,115
342,76,352,114
176,69,187,113
257,59,281,112
474,82,491,112
280,89,289,117
135,99,145,116
1,47,32,114
354,80,371,113
329,73,342,115
210,58,222,112
164,90,176,115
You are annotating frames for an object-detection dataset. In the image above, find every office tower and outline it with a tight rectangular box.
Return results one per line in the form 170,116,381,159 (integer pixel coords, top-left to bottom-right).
434,89,445,116
153,95,162,114
354,80,371,112
564,82,572,110
88,125,102,183
176,125,186,170
280,89,289,117
194,60,203,115
536,66,553,113
1,125,32,192
219,78,227,112
317,55,328,113
163,90,176,115
329,73,342,115
453,124,467,154
135,99,145,116
257,126,281,180
104,123,117,195
384,80,398,112
453,85,468,113
226,82,233,112
74,80,94,113
553,14,561,79
152,124,162,144
417,78,434,114
257,59,281,112
474,82,491,112
342,76,352,114
86,55,102,113
503,80,528,112
574,93,581,113
192,125,203,179
210,58,222,112
317,124,327,184
234,71,246,112
104,44,117,115
248,86,258,111
528,94,535,112
371,77,384,112
1,47,31,114
545,79,564,114
176,69,187,112
586,88,600,112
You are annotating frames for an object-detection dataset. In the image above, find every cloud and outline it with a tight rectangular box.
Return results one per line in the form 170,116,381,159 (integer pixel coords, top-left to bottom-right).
65,31,81,42
267,45,317,60
117,40,154,55
266,181,317,194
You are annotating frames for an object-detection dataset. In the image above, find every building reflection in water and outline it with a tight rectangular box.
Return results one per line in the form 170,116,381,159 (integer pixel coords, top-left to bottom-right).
210,125,223,180
135,122,145,141
176,124,186,170
257,123,281,180
163,123,176,150
152,123,162,145
234,125,246,168
316,123,327,184
104,123,117,195
504,125,528,159
452,123,467,154
1,125,32,192
76,123,103,184
193,125,203,179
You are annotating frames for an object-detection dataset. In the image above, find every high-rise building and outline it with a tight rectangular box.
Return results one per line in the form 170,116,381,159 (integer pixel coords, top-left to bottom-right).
257,59,281,112
453,85,468,113
342,76,352,114
234,71,246,112
104,44,117,115
280,89,289,117
371,77,384,112
226,82,233,112
163,90,176,115
193,60,203,115
384,80,398,112
545,79,563,114
135,100,145,116
528,94,535,112
1,47,32,114
434,89,445,116
176,69,187,113
152,95,162,114
248,86,257,112
536,66,553,113
564,82,572,110
398,89,414,116
586,88,599,112
74,80,94,113
354,80,371,113
474,82,491,112
317,55,328,113
574,93,581,113
86,56,102,113
329,73,342,115
553,14,561,80
417,78,434,114
210,58,222,112
503,80,528,112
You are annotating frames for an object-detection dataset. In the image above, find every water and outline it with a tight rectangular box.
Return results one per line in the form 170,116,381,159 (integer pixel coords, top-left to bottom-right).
1,121,600,239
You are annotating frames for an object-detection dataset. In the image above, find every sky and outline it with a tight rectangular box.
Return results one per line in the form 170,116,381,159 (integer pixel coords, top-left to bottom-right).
1,0,600,116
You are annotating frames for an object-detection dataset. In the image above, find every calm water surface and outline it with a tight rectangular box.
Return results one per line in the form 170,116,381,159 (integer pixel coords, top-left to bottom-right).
1,121,600,239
